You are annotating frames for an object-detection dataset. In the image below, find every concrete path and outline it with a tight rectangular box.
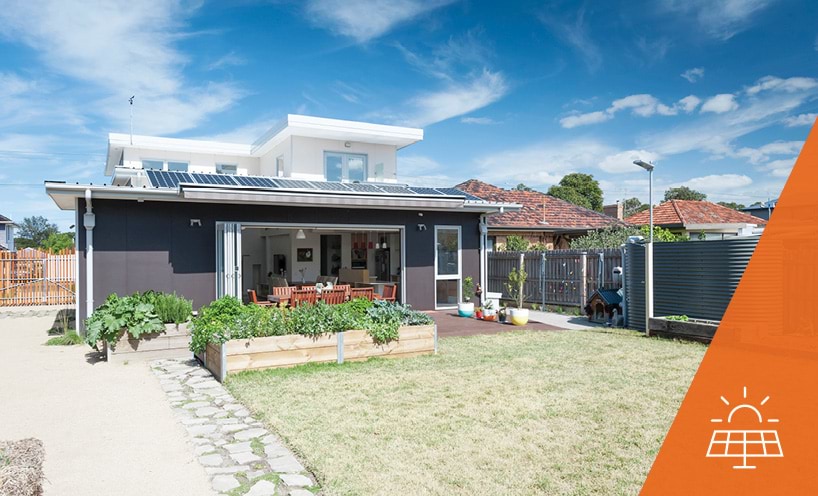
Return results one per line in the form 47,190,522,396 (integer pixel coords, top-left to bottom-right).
527,310,606,330
0,309,215,496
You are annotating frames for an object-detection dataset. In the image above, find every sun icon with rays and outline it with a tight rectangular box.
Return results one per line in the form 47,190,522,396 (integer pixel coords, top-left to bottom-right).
706,386,783,469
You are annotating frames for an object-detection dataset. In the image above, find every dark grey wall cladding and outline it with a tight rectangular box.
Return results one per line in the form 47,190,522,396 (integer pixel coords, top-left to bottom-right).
624,243,645,331
77,199,481,321
625,236,759,330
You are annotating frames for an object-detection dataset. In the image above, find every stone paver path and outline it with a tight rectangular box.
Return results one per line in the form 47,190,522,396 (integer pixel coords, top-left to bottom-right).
151,359,319,496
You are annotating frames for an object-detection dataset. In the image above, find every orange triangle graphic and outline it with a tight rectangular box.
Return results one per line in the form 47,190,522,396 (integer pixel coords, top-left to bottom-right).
641,120,818,493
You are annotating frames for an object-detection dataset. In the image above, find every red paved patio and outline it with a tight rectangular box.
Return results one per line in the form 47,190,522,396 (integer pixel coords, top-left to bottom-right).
427,311,563,338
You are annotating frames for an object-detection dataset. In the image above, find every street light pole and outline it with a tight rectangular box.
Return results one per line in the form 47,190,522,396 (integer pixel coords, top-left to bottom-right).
634,160,655,336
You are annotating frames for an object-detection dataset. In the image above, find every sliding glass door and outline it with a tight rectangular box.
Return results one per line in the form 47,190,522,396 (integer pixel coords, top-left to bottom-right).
216,222,242,299
435,226,461,309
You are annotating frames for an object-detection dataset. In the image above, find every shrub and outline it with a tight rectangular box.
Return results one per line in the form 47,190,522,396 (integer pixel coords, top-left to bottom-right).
45,330,83,346
149,292,193,324
461,277,474,303
190,296,244,354
84,293,164,350
503,235,530,252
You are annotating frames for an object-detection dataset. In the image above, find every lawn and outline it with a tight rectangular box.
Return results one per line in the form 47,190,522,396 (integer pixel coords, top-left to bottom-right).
226,329,706,495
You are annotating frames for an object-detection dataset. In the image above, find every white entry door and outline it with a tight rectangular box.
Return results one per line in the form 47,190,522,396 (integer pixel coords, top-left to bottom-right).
216,222,242,299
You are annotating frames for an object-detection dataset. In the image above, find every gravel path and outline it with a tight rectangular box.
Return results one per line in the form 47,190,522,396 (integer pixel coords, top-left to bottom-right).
0,309,215,495
150,359,318,496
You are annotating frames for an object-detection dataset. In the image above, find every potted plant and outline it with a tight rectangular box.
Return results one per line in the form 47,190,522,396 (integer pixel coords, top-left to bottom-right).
483,300,497,321
498,304,507,323
458,276,475,317
475,306,484,320
505,260,529,326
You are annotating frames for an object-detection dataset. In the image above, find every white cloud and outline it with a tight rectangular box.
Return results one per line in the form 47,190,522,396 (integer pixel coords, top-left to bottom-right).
560,93,700,128
684,174,753,192
560,111,611,129
764,158,797,177
206,51,246,71
746,75,818,95
394,70,508,128
396,155,456,186
460,116,497,125
540,7,602,72
783,113,817,127
598,150,661,174
0,0,242,135
701,93,739,113
736,140,803,163
681,67,705,83
660,0,776,41
305,0,453,43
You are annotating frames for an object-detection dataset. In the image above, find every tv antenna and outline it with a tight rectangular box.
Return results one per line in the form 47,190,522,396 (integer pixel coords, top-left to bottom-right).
129,96,135,145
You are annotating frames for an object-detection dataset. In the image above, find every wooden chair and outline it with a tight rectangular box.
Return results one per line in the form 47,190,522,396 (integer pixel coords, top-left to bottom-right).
375,284,397,302
269,286,295,307
320,288,346,305
350,287,375,301
291,289,317,307
316,275,339,286
247,289,272,307
334,284,351,300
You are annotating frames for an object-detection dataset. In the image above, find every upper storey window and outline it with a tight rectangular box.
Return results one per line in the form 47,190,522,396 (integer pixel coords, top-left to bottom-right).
217,164,238,175
325,152,367,182
142,160,188,172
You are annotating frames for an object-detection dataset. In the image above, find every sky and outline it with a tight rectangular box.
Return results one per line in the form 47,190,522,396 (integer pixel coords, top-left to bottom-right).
0,0,816,230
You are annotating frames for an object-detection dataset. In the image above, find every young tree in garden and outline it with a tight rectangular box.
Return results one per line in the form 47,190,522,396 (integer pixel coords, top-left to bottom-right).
547,173,604,211
17,216,59,247
622,197,649,218
717,201,745,211
664,186,707,202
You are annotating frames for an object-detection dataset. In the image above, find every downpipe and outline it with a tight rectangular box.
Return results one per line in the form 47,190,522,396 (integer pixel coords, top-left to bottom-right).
84,189,96,332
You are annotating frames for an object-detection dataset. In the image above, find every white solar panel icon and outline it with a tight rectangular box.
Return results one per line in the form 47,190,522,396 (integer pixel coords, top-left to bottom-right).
706,387,783,470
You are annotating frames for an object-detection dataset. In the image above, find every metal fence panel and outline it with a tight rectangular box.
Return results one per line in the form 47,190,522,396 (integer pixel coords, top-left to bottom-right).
624,236,759,329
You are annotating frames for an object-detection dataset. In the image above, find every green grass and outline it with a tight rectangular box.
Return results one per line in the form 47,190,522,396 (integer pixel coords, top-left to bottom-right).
44,330,83,346
226,329,705,496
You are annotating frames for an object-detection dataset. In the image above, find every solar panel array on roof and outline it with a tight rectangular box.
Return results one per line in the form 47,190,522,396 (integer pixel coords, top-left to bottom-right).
143,170,482,201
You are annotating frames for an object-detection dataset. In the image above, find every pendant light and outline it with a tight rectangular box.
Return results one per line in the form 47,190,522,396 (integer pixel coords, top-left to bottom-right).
382,233,388,250
375,230,381,249
296,229,306,240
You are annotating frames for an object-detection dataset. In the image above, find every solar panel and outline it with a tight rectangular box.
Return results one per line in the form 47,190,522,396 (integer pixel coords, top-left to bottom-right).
408,187,445,196
435,187,484,201
346,183,384,193
378,185,416,195
233,176,276,188
311,181,351,192
273,179,315,189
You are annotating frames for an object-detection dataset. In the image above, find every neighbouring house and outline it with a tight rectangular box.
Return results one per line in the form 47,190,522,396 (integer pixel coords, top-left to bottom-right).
455,179,626,250
0,214,15,252
741,198,777,221
624,199,767,240
45,115,517,326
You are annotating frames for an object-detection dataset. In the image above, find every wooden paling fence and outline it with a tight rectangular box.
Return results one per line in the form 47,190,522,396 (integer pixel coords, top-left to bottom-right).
0,248,76,306
488,249,622,307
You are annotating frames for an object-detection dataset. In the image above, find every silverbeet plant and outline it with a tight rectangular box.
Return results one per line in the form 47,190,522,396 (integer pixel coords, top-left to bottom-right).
84,293,164,351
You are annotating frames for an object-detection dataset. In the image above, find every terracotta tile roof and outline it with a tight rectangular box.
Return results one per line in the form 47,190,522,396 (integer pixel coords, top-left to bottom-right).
624,200,767,226
455,179,625,230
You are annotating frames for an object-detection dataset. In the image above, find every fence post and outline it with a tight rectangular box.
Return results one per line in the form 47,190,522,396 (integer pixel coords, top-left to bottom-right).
580,252,588,307
541,252,546,308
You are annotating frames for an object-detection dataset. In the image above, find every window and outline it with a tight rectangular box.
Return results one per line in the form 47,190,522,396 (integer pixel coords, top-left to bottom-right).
142,160,188,172
434,226,461,308
217,164,237,175
275,156,284,177
324,152,367,182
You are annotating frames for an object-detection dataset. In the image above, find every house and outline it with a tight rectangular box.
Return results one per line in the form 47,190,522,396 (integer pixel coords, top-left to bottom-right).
741,198,777,221
0,215,15,252
455,179,625,250
624,199,767,240
45,115,517,326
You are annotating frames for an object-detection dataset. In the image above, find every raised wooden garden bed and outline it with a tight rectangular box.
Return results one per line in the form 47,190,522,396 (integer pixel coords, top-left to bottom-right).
199,324,437,381
649,317,718,343
106,323,192,363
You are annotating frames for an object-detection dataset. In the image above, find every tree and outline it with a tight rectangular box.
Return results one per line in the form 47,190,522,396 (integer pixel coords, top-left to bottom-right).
41,232,74,252
504,235,530,252
513,183,533,192
622,197,649,218
569,225,688,249
717,201,745,211
664,186,707,202
547,173,603,211
17,216,59,247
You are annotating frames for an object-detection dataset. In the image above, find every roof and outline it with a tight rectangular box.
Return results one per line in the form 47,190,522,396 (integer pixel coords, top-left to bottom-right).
588,289,622,305
0,214,12,223
624,200,767,227
742,198,778,211
45,171,519,214
455,179,625,231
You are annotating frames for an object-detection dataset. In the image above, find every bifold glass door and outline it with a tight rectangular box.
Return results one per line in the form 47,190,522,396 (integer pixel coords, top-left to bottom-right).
216,222,242,299
435,226,461,309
